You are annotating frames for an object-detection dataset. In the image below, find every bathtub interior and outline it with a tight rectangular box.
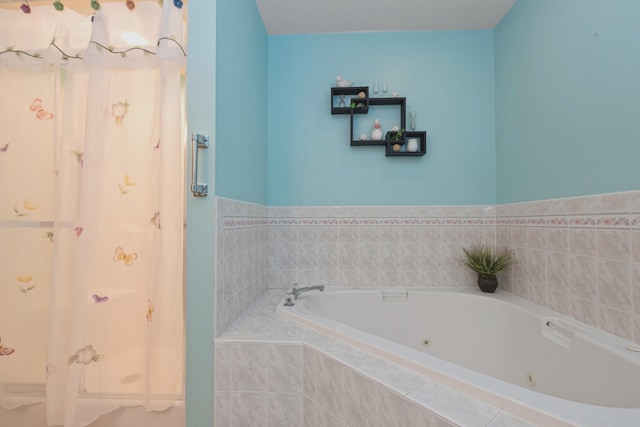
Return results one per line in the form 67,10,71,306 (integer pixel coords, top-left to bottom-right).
286,287,640,409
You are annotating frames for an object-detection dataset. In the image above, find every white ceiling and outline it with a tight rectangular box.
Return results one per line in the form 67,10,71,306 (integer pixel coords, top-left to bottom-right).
255,0,516,35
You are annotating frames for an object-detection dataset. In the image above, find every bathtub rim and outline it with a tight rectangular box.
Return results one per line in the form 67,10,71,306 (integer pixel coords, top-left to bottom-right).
277,286,640,427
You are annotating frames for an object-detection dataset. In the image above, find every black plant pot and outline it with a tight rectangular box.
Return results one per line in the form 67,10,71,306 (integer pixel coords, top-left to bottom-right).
477,275,498,293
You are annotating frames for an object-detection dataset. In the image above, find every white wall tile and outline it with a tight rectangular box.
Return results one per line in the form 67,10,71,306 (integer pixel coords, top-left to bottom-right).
298,243,318,270
359,269,382,287
342,370,382,427
597,229,630,261
303,346,319,401
596,259,632,312
422,245,444,272
598,305,633,341
359,244,381,271
633,315,640,344
526,249,547,286
511,227,527,248
526,227,546,250
358,226,380,243
545,228,568,253
569,229,598,257
214,342,232,391
302,396,347,427
600,191,640,212
266,344,303,393
570,296,598,327
564,195,601,213
265,393,303,427
313,353,347,422
419,227,443,245
547,289,573,317
423,410,458,427
214,392,231,427
569,255,598,301
230,391,267,427
377,386,424,427
231,343,268,392
631,232,640,263
632,264,640,317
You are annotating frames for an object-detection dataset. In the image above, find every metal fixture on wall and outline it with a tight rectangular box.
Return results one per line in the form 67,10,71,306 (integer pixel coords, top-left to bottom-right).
191,133,209,197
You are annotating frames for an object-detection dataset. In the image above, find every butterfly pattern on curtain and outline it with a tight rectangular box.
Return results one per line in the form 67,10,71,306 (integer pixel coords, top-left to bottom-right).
0,69,59,397
2,90,166,365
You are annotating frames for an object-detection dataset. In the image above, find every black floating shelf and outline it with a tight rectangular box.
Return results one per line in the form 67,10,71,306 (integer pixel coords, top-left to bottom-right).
350,139,386,147
331,86,369,115
350,97,369,114
350,96,406,146
385,131,427,157
331,86,426,159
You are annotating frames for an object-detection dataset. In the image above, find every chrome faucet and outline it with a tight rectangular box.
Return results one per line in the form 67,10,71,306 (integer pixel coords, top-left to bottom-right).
291,284,325,300
283,284,325,307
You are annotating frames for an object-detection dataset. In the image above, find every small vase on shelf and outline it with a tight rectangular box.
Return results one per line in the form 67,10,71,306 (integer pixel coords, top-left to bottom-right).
409,111,417,130
406,138,419,152
371,119,383,141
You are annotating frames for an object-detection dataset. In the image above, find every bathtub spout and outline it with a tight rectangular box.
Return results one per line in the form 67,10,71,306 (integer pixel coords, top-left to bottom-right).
291,285,325,300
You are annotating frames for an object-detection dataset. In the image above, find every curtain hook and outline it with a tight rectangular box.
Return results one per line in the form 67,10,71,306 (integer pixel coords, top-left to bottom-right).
126,0,135,10
53,0,64,11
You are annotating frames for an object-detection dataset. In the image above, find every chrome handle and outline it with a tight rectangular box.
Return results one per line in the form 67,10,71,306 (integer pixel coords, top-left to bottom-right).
191,133,209,197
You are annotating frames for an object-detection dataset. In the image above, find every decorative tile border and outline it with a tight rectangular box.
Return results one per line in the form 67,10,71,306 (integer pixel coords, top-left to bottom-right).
224,216,497,230
222,216,269,230
261,216,493,229
497,213,637,229
222,213,637,231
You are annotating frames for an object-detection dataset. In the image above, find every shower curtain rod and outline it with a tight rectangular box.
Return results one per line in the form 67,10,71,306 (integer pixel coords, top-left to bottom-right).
0,0,184,14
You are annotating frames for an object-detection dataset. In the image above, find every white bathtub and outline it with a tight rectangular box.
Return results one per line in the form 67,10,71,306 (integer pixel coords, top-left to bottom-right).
277,287,640,427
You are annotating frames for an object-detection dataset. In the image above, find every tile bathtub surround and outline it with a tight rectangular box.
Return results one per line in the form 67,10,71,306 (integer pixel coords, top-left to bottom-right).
216,191,640,343
497,190,640,344
214,341,303,427
266,205,497,290
215,197,268,336
214,291,535,427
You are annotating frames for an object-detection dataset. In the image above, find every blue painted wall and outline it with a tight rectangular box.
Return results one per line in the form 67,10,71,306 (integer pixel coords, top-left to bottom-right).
186,1,216,425
184,0,267,424
215,0,268,205
267,31,496,206
495,0,640,204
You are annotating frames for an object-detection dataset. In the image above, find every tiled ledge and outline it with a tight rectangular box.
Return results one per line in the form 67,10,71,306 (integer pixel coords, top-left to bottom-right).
216,290,533,427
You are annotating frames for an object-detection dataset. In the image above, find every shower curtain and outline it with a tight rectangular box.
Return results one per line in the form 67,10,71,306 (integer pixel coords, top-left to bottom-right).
0,3,185,426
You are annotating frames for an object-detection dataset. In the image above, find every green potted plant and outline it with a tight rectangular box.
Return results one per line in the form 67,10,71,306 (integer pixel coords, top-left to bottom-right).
350,101,368,113
459,245,513,293
385,126,405,145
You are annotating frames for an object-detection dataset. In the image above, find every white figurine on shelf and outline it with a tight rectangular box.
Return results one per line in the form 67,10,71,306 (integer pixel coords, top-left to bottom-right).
336,75,353,87
391,91,399,97
371,119,383,141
